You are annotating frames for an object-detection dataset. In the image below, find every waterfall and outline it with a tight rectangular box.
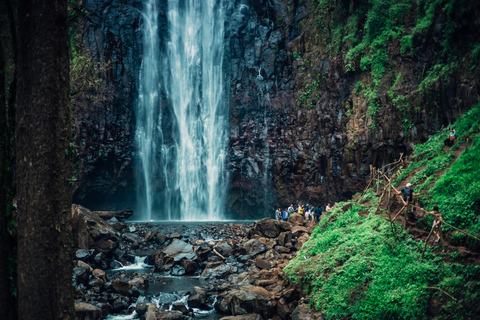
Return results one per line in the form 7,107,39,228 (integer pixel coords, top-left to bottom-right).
135,0,228,221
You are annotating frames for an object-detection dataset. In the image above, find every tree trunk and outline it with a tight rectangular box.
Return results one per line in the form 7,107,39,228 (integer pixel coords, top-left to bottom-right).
0,35,16,320
16,0,74,319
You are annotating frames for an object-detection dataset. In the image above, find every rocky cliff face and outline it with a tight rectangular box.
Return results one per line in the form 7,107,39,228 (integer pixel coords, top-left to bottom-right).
73,0,480,218
224,0,480,217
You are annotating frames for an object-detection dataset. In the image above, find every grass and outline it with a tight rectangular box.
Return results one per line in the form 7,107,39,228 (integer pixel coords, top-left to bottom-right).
284,201,480,319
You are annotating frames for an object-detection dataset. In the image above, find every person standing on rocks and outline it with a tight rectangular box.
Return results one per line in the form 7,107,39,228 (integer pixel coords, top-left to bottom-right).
275,208,282,220
298,204,304,217
314,206,322,223
282,208,288,221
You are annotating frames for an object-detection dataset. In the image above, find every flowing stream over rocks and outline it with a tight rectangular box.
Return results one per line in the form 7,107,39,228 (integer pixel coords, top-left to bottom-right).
73,204,322,320
135,0,229,221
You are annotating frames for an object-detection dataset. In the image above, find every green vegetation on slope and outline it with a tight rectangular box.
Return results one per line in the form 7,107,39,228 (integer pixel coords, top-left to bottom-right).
285,200,480,319
285,105,480,319
393,103,480,249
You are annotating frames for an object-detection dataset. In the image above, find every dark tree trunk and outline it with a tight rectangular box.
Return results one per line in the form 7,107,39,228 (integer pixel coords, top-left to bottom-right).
0,0,17,318
16,0,74,319
0,35,16,320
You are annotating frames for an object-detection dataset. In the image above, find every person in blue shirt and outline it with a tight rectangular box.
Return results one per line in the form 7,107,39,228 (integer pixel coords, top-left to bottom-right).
444,127,456,149
396,183,418,227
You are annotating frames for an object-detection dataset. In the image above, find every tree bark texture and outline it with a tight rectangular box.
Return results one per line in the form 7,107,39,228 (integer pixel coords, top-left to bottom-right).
16,0,74,319
0,0,18,317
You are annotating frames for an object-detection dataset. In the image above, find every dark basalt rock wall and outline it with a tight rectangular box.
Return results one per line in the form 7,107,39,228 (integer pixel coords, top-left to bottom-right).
224,0,480,218
74,0,480,218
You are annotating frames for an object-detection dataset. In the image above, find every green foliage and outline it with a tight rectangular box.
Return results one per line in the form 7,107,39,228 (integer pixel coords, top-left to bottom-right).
396,103,480,232
293,51,300,60
297,80,320,109
285,201,480,319
400,35,413,55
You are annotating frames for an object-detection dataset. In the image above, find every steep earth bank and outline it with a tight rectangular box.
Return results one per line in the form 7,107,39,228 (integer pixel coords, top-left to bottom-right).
72,0,480,218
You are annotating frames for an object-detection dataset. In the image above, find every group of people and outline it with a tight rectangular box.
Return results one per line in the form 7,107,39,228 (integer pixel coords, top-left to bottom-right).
274,203,334,223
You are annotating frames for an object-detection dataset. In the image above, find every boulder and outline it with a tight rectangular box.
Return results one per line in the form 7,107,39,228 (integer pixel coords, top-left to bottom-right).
220,314,263,320
172,301,188,314
135,301,147,317
276,298,290,319
75,302,102,320
187,286,207,309
93,209,133,220
72,204,119,254
291,300,324,320
255,258,271,270
214,239,237,257
144,229,158,242
75,249,91,260
201,263,237,279
241,239,267,256
153,239,198,271
256,218,281,238
288,213,305,226
215,284,274,319
277,221,293,232
162,239,197,261
290,226,309,237
156,233,167,244
181,259,198,275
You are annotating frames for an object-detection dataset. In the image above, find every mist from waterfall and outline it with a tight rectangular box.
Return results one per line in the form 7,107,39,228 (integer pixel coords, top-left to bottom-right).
135,0,228,221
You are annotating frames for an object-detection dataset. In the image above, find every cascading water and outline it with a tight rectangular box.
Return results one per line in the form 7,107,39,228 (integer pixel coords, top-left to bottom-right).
135,0,162,221
135,0,228,221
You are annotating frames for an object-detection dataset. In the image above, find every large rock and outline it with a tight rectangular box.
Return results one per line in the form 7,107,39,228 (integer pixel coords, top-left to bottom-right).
201,263,238,279
75,302,102,320
220,314,263,320
153,239,198,271
288,214,305,226
241,239,267,256
214,239,237,257
72,204,119,254
255,218,281,238
215,284,275,319
291,300,324,320
187,286,206,309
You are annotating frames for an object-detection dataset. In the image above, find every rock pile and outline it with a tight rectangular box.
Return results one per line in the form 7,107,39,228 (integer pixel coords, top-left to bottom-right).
72,204,323,319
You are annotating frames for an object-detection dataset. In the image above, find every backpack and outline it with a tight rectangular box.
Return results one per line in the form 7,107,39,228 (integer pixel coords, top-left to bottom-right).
403,188,413,197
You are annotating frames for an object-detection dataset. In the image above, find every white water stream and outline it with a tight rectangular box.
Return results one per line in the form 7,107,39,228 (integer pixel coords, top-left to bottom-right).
135,0,228,221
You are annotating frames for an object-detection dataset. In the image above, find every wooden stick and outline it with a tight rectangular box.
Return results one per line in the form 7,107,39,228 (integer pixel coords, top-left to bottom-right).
392,205,406,221
441,220,480,242
426,287,458,301
213,248,226,260
421,224,436,261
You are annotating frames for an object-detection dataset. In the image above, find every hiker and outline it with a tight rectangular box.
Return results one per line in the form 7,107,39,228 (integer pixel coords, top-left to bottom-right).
396,183,418,212
275,208,282,220
298,204,304,216
423,205,445,251
444,127,456,149
325,203,332,211
282,208,288,221
314,205,322,223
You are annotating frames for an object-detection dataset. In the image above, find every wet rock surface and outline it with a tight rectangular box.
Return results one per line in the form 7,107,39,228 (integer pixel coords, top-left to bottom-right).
73,0,480,219
73,205,321,319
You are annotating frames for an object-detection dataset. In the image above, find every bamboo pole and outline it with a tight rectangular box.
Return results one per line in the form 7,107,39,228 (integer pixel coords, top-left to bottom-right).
421,223,436,261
